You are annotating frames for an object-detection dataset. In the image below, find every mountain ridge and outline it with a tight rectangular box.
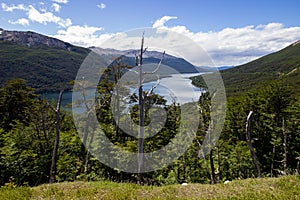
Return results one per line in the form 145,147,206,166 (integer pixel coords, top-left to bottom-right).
0,28,74,50
0,28,207,92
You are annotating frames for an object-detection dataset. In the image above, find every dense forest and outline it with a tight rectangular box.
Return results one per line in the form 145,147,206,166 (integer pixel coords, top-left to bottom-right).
0,65,299,187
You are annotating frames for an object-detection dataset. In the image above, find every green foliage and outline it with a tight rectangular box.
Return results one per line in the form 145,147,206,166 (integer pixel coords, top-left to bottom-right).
0,79,36,131
222,79,299,178
0,79,83,186
56,130,83,182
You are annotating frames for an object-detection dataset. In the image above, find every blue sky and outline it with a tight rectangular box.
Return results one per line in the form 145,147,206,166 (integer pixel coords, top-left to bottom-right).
1,0,300,66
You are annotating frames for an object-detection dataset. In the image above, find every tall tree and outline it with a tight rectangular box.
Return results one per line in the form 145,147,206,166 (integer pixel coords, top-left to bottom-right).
245,111,261,177
50,90,64,183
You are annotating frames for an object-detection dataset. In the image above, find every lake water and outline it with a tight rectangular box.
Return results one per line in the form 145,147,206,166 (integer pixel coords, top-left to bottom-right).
131,73,203,104
42,73,204,109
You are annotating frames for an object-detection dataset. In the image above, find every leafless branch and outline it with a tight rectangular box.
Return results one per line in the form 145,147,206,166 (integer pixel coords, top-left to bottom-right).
143,47,148,54
143,51,165,75
147,74,160,97
128,68,139,74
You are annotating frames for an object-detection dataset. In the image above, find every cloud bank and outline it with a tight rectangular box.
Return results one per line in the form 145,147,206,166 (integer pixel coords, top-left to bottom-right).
151,17,300,66
53,16,300,66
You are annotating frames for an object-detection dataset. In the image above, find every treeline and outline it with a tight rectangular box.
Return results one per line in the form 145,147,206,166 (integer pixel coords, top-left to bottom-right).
0,76,299,187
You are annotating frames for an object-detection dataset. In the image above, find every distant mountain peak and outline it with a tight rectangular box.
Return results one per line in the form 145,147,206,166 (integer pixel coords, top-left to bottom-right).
89,46,176,59
0,28,72,50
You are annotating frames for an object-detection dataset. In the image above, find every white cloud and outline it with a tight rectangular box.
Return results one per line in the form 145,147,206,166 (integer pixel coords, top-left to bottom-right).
1,3,26,12
152,16,178,28
52,0,68,4
27,5,72,27
8,18,30,26
52,3,61,12
51,19,300,67
53,25,107,47
2,3,71,28
97,3,106,9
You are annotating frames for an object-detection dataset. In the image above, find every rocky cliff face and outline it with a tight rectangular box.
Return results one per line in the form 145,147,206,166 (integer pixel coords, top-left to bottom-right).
0,28,72,50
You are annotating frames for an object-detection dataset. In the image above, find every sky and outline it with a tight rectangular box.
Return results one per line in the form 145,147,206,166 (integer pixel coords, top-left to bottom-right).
1,0,300,66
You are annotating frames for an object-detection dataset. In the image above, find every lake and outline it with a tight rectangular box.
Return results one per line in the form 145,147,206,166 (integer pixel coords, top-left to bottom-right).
42,73,204,109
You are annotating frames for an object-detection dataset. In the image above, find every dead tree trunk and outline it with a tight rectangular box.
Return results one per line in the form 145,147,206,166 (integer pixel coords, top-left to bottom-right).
209,150,216,184
112,60,122,141
282,117,287,175
296,157,300,174
135,32,164,184
50,90,63,184
217,144,221,183
246,111,261,178
84,122,96,174
137,33,146,183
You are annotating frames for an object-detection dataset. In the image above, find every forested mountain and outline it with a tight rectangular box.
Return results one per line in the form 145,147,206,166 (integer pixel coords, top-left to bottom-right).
220,40,300,96
0,29,90,92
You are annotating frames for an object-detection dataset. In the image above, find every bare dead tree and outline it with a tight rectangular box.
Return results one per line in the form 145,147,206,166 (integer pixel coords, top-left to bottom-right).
112,58,129,142
197,91,219,184
246,111,261,178
282,117,287,175
136,33,146,179
74,79,96,174
209,148,216,184
135,32,164,184
49,90,64,184
217,143,221,182
296,157,300,174
84,114,96,174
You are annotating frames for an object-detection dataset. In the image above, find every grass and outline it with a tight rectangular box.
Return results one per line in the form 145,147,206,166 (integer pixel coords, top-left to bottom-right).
1,175,300,199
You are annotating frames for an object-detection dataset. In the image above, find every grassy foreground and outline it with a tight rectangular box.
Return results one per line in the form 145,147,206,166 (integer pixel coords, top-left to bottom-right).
0,175,299,200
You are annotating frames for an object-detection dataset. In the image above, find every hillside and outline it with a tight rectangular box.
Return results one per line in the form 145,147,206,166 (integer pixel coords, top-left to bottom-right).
221,40,300,96
192,40,300,96
1,175,299,199
0,29,90,92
